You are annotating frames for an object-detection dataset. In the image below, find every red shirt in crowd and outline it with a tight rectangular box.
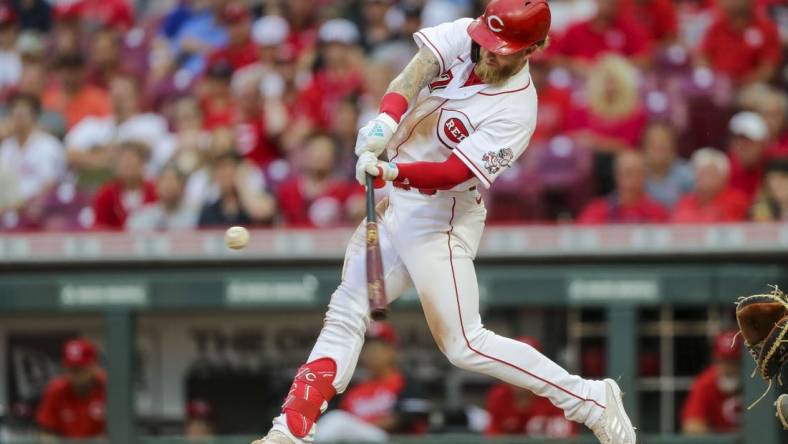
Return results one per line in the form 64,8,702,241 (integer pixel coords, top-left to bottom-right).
206,41,259,73
620,0,678,43
235,115,280,168
671,188,749,223
551,16,651,61
340,371,405,425
92,180,157,229
201,97,236,130
295,70,364,129
578,195,670,224
36,373,107,438
285,26,318,59
486,383,576,437
681,366,741,433
728,154,765,202
700,13,781,82
565,104,648,149
532,85,571,143
276,176,362,227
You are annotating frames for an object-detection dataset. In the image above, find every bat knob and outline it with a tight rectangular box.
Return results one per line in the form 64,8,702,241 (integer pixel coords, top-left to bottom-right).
370,309,388,321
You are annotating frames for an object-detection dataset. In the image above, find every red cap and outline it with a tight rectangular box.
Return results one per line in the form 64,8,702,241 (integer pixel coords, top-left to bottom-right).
467,0,551,55
516,336,542,353
222,2,250,23
366,321,398,347
713,330,741,361
0,4,17,25
63,338,97,369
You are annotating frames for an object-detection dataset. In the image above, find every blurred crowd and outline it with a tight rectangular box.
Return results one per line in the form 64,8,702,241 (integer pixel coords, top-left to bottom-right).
0,0,785,231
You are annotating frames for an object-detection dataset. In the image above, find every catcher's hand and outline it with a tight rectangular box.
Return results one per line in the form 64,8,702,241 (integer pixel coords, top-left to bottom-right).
735,286,788,381
778,394,788,430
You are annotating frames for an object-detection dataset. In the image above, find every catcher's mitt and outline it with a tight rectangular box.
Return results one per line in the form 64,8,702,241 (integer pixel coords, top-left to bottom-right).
778,394,788,430
735,286,788,381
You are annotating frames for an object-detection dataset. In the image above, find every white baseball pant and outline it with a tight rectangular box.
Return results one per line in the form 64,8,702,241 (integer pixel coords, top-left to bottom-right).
270,187,607,441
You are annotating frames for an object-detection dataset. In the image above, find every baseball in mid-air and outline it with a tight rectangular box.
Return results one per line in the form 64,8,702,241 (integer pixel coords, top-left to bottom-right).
225,226,250,250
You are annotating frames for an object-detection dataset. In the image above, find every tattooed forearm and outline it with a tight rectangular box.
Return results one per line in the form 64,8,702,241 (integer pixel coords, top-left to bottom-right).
386,47,441,104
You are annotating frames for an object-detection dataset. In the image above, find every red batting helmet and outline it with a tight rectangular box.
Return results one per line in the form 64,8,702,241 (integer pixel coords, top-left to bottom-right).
467,0,551,55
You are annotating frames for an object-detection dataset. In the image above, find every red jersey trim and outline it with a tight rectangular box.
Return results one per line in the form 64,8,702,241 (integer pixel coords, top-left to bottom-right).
478,77,532,96
454,146,492,187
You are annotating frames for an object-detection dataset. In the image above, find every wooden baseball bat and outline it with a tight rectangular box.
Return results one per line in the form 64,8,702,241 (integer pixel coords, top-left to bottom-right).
365,173,388,320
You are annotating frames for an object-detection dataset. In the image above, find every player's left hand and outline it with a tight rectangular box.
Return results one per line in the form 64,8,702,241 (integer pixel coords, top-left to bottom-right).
355,151,398,186
354,113,398,157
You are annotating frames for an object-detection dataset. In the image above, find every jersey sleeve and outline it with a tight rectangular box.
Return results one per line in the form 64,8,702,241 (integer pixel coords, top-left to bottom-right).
453,117,534,189
413,17,473,74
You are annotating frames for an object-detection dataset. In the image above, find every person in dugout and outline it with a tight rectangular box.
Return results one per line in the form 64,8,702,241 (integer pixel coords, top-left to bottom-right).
681,330,742,434
314,322,429,442
36,338,107,438
485,336,577,437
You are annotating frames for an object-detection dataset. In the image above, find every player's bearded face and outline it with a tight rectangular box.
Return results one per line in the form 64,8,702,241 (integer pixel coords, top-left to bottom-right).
474,48,528,85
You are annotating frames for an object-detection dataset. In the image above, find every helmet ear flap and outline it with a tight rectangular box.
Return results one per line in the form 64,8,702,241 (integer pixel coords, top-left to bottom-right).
471,42,480,63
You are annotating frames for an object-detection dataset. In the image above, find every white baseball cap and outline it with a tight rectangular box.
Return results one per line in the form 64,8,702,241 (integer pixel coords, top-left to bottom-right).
252,15,290,46
729,111,769,142
318,18,360,45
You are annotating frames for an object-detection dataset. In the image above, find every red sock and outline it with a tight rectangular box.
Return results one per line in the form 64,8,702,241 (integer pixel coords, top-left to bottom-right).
282,358,337,438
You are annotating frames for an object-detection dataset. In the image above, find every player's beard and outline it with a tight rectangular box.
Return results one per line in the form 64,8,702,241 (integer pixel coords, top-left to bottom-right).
473,60,522,85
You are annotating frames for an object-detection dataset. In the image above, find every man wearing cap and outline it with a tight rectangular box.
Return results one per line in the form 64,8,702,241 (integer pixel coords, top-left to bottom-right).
727,111,770,202
36,338,107,438
295,18,365,130
254,1,636,443
681,331,743,434
314,322,428,442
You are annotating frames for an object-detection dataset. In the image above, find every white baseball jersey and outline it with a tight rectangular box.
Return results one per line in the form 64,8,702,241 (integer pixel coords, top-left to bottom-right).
386,17,537,190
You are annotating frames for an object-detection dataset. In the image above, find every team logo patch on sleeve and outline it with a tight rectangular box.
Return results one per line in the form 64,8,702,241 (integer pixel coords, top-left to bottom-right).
482,148,514,174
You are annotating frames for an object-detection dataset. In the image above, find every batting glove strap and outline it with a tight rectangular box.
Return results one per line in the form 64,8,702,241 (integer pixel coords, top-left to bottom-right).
375,162,399,181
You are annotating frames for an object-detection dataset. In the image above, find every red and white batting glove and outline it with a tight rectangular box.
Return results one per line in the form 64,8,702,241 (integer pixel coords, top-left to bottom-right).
355,151,398,186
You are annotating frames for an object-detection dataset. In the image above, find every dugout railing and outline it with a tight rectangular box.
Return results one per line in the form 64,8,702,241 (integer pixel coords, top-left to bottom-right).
0,224,786,444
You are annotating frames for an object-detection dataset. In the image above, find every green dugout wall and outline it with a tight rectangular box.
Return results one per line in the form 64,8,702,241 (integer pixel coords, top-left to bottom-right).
0,225,787,444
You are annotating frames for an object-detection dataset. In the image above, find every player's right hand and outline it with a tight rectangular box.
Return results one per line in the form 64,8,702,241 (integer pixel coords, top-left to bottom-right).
354,113,398,157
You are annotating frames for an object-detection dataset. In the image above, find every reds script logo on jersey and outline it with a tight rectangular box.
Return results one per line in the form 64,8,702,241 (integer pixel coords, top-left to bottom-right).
437,109,474,150
444,118,470,143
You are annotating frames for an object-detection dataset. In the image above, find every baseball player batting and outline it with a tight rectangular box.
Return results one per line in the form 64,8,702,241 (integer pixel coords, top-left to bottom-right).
254,1,636,443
